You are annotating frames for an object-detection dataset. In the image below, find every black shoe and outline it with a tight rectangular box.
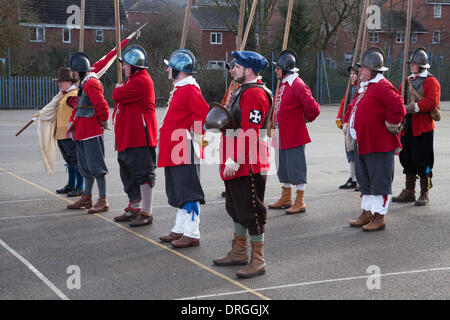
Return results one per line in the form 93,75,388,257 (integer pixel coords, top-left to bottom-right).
339,178,357,189
56,185,76,194
67,188,83,197
221,191,227,198
354,184,360,192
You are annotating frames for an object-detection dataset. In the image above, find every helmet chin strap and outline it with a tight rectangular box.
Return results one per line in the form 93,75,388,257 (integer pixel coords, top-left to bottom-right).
171,69,180,80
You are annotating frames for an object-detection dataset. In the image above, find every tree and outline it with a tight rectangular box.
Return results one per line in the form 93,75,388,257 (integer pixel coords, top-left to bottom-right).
0,0,34,52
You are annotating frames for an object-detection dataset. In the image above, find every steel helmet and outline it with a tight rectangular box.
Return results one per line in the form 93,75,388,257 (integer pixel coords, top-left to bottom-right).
356,47,389,72
272,49,299,73
69,52,92,72
408,47,430,69
164,48,196,74
119,45,148,69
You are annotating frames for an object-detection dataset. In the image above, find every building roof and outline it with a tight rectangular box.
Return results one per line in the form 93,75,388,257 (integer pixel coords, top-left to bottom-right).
22,0,127,27
426,0,450,4
380,10,428,33
191,5,239,31
128,0,228,12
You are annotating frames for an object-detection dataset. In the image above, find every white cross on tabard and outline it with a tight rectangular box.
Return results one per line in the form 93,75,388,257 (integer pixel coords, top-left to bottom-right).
249,110,262,124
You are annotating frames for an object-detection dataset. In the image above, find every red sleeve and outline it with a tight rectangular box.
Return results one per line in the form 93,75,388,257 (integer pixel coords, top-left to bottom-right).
295,82,320,122
380,81,406,125
189,86,209,134
418,77,441,112
84,78,109,122
66,96,77,108
113,73,154,106
343,92,359,124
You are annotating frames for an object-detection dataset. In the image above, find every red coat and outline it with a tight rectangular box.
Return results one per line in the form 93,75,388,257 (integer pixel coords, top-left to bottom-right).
273,76,320,149
157,82,209,167
398,76,440,137
220,86,271,181
350,78,406,156
337,83,357,120
69,77,109,141
112,69,158,152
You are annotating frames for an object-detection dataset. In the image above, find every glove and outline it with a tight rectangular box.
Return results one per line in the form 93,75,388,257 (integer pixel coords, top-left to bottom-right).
34,111,40,118
405,102,417,114
336,119,343,129
183,201,200,221
385,121,402,134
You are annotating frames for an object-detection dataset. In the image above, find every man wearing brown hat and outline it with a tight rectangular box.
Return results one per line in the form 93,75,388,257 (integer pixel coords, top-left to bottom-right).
345,47,405,231
36,68,83,197
392,47,441,206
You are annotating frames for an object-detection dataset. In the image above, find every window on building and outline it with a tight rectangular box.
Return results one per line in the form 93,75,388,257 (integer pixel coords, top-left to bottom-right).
432,30,440,44
396,32,405,43
208,60,226,70
368,32,379,44
30,27,45,42
411,32,417,44
434,5,442,18
344,54,353,63
62,28,71,43
210,32,222,45
96,30,104,43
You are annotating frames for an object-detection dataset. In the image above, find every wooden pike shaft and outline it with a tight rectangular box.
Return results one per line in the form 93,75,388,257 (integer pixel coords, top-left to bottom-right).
237,0,246,50
342,0,371,118
180,0,193,49
79,0,85,52
240,0,258,51
114,0,123,84
401,0,413,100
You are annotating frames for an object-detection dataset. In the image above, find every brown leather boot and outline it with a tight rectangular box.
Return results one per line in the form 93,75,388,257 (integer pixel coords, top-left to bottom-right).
415,176,431,206
349,210,373,227
171,235,200,248
392,174,416,202
129,212,153,227
268,187,292,209
159,232,183,243
236,241,266,278
67,194,92,209
87,198,109,214
213,233,248,266
114,207,140,222
285,190,306,214
363,213,386,231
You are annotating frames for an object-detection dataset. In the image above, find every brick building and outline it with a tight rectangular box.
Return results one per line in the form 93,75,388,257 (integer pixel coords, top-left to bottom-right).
20,0,127,51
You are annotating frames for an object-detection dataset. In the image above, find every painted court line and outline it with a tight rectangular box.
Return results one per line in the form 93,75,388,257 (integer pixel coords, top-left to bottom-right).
0,167,270,301
0,238,69,300
178,266,450,300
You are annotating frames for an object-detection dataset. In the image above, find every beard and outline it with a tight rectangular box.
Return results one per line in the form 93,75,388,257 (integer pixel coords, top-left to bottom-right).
234,74,245,84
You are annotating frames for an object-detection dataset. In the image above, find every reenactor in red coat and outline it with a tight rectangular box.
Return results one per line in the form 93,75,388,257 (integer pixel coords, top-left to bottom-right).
392,47,441,206
336,66,359,191
66,53,110,214
268,50,320,214
346,47,406,231
211,51,272,279
112,45,158,227
158,49,209,248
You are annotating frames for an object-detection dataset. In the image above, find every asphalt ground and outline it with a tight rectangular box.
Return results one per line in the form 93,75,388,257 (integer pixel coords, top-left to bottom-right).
0,104,449,303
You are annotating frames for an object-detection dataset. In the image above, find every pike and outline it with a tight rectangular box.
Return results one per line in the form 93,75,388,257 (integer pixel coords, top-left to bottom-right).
342,0,371,118
14,24,148,137
267,0,294,137
222,0,259,108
